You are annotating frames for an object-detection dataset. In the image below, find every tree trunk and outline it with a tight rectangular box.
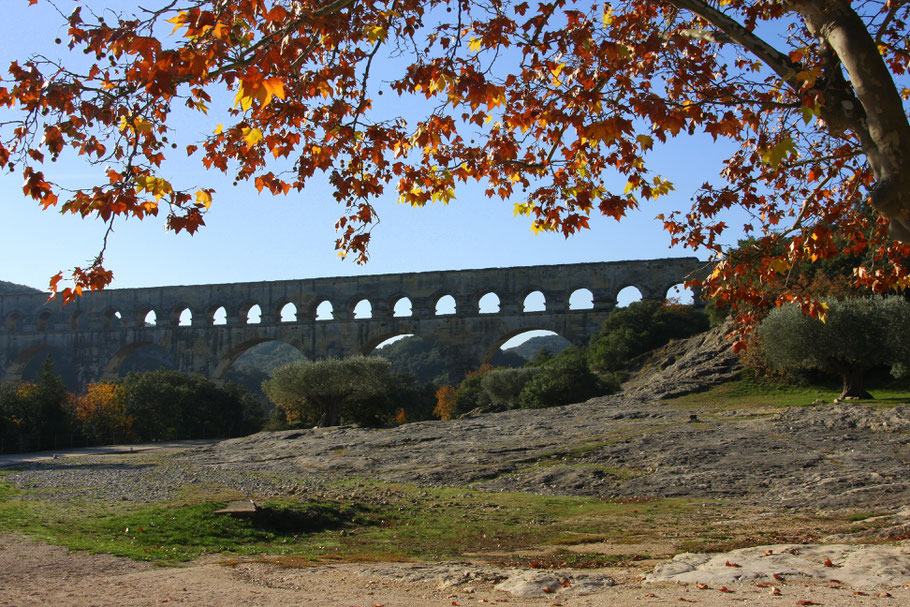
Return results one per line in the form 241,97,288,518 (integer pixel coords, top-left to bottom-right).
837,365,873,399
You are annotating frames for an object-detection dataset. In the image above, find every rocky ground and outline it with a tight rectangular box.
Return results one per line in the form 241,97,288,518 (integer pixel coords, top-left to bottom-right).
2,326,909,605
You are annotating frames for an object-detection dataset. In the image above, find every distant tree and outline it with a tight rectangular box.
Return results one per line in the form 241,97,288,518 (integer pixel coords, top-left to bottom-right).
373,337,477,385
0,358,72,451
433,385,458,421
589,301,709,373
453,363,495,414
480,368,539,410
72,381,134,442
263,356,397,427
120,369,261,439
519,347,617,409
759,297,910,399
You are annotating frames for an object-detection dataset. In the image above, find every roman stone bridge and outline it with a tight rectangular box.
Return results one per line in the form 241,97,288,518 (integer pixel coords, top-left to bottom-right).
0,257,706,388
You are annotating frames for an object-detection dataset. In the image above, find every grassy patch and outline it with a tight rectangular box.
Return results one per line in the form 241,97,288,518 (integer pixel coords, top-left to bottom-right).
0,472,876,567
666,376,910,412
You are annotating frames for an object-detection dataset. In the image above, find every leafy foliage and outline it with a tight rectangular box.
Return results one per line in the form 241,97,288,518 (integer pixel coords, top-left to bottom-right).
758,297,910,399
589,300,709,373
0,358,72,451
119,369,263,440
3,1,910,320
480,367,539,410
71,381,134,442
519,347,618,409
262,356,399,427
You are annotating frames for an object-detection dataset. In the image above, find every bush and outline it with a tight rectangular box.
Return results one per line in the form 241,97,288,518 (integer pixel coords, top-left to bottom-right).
72,381,134,442
480,367,539,409
452,364,495,414
263,356,398,427
0,358,73,451
759,296,910,398
119,370,262,440
519,347,618,409
589,300,709,372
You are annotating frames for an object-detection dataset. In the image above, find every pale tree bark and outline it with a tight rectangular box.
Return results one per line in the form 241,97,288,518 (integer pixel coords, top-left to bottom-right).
665,0,910,240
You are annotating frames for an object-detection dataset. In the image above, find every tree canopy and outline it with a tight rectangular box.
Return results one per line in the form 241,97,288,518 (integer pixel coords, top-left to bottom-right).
759,296,910,399
2,0,909,323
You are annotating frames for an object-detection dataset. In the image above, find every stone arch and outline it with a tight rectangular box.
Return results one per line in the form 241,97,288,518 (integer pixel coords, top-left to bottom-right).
2,343,50,381
4,313,21,332
569,288,594,310
140,308,158,327
664,282,695,305
209,304,228,326
482,324,574,363
522,290,546,312
35,310,52,332
499,329,572,362
279,301,298,322
315,300,334,320
360,327,420,355
103,341,178,378
435,294,456,316
393,297,413,317
212,338,306,381
6,345,77,388
477,292,500,314
352,298,373,319
246,303,262,324
171,305,193,327
615,285,644,307
102,308,122,330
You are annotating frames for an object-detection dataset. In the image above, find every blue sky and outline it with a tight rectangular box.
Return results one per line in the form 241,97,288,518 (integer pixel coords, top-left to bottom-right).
0,1,741,293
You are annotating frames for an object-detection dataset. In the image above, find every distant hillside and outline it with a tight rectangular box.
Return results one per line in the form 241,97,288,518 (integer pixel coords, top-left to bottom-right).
0,280,42,296
506,334,572,361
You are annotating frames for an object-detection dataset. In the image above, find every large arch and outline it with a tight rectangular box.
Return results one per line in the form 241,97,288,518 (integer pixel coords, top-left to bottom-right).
481,325,575,364
5,344,78,389
212,338,306,381
102,341,178,378
3,344,51,382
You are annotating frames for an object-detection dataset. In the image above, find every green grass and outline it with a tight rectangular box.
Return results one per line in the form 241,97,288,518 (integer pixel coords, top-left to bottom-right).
666,375,910,412
0,473,870,567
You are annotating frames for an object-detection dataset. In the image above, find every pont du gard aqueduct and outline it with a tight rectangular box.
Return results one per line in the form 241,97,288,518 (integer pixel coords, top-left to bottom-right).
0,258,706,388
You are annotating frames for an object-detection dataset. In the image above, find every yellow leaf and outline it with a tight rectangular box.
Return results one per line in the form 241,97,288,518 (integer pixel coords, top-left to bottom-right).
468,37,482,52
366,25,387,44
242,127,263,147
195,190,212,209
769,258,790,275
166,12,188,35
261,77,286,102
760,136,797,169
134,175,173,201
636,134,654,149
213,124,223,134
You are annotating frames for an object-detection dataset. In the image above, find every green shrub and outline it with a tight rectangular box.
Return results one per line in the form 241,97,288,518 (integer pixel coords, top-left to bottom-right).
120,370,262,440
480,367,539,409
262,356,398,427
589,300,709,372
519,347,618,409
0,358,72,451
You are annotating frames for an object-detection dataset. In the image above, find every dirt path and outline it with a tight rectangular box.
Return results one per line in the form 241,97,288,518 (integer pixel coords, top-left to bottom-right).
2,533,907,606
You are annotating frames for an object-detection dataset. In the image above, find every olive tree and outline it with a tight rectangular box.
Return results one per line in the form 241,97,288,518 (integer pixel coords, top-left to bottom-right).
262,356,397,427
759,297,910,399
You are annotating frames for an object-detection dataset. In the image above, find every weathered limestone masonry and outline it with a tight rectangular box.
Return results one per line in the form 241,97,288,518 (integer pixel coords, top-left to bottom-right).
0,258,705,388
